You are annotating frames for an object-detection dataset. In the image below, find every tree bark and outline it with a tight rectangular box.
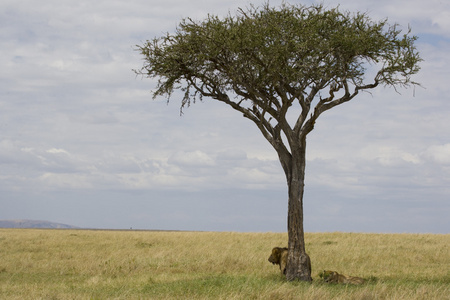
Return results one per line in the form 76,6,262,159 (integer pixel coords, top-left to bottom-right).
283,138,312,282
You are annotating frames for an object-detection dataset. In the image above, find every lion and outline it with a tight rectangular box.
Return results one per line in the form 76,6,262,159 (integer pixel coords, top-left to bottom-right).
268,247,288,275
268,247,311,276
319,270,365,285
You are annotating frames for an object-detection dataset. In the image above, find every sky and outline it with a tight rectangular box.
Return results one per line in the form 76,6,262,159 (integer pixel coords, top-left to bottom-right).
1,0,449,233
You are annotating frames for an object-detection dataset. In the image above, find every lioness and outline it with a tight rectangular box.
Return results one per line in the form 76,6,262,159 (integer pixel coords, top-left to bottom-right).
319,270,365,285
268,247,311,276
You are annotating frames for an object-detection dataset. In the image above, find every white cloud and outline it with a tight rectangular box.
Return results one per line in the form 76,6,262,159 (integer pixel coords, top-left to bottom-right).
168,150,216,168
423,143,450,164
358,145,421,166
46,148,69,155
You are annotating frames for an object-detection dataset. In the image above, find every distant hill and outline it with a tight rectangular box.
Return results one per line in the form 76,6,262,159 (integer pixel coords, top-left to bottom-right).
0,219,79,229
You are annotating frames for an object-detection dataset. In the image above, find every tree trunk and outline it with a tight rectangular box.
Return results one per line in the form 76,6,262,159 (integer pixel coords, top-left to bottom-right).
283,140,312,282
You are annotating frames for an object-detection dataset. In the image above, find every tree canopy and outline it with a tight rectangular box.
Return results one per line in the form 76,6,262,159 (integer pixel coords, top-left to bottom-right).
136,3,420,154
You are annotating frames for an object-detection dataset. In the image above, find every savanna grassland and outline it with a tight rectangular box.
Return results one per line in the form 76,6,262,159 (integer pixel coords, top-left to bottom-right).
0,229,448,299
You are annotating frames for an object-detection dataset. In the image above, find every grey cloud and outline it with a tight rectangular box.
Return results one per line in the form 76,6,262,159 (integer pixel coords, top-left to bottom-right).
94,155,144,174
217,149,247,161
70,111,120,125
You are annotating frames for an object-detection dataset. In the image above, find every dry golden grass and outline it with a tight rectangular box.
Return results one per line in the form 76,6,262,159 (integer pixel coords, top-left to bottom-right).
0,229,448,299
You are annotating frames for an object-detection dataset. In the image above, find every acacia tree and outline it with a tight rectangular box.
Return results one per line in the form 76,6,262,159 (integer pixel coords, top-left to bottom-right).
136,3,421,281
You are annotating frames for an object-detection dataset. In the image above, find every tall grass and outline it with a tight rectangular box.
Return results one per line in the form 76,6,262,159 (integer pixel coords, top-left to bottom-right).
0,229,448,299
